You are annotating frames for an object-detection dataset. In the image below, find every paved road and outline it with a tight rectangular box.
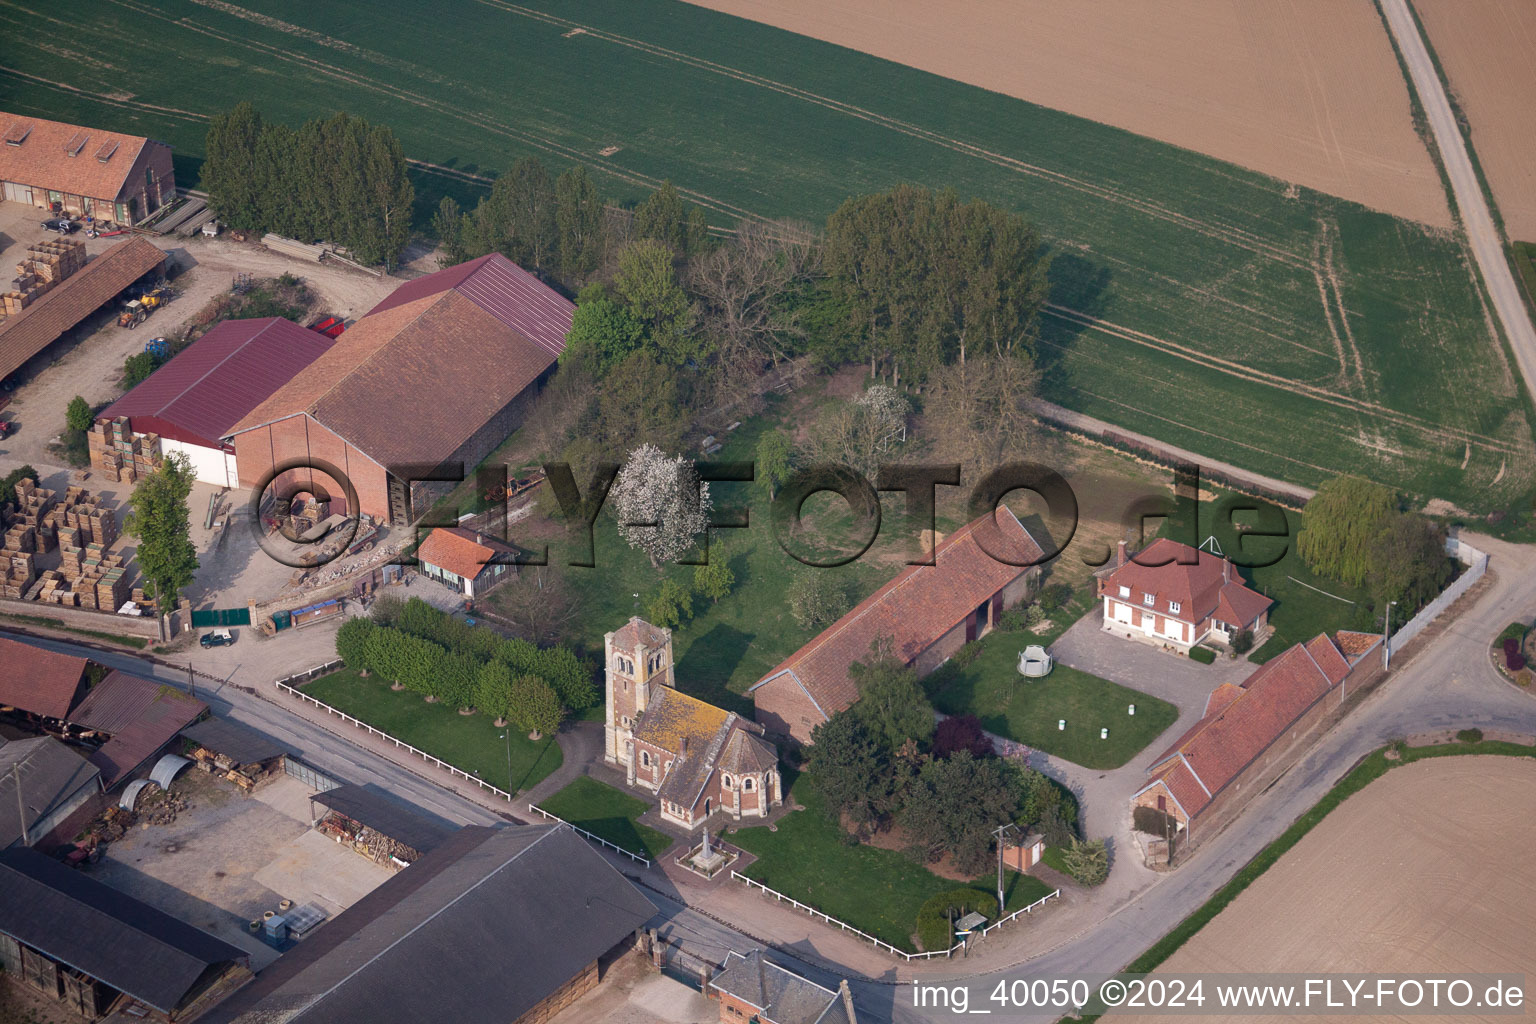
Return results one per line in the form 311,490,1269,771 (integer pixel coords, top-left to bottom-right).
1377,0,1536,399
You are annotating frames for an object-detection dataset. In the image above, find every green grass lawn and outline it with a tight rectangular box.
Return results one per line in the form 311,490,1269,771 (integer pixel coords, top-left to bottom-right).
4,0,1528,511
927,630,1179,769
1157,489,1377,664
733,780,1055,951
302,668,562,794
536,776,674,859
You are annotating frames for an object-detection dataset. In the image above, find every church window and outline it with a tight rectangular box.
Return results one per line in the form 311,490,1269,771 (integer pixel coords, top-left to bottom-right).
743,777,754,792
641,750,651,767
722,774,734,789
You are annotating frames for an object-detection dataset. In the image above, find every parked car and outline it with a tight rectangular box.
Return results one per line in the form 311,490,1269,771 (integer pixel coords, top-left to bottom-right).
40,217,77,234
199,629,236,648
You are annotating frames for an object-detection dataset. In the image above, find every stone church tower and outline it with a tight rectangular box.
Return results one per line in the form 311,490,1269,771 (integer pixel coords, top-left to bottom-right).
603,617,675,766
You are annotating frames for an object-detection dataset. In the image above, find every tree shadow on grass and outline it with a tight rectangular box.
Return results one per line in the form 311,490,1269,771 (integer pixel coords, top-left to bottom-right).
1035,250,1113,398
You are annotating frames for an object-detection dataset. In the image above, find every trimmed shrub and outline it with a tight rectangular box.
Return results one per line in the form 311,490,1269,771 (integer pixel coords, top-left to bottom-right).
933,714,992,759
1456,727,1483,744
1037,583,1072,614
998,607,1030,632
951,641,983,668
1230,629,1254,655
915,888,993,952
1189,646,1216,665
1503,637,1526,672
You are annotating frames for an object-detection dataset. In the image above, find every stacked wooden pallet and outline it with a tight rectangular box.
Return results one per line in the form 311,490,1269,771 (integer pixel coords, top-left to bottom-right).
2,550,36,599
2,239,86,316
88,417,162,483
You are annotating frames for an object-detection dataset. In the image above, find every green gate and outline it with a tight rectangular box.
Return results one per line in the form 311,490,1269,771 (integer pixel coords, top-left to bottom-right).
190,607,251,628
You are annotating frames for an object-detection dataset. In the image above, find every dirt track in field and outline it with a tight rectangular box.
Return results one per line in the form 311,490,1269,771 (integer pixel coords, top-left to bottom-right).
1414,0,1536,241
677,0,1451,228
1110,756,1536,1023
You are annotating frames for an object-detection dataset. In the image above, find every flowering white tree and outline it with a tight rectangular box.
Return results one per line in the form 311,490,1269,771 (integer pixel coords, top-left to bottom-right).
612,444,713,568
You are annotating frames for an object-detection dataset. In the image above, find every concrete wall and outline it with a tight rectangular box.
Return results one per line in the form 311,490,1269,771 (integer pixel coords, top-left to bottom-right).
0,598,162,639
160,437,238,490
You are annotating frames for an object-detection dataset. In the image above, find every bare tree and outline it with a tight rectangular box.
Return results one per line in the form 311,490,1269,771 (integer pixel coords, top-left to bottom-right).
487,566,581,645
923,352,1040,475
802,385,908,479
689,218,821,371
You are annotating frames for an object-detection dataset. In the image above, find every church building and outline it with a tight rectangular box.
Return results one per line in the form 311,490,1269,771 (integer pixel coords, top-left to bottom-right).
604,618,781,830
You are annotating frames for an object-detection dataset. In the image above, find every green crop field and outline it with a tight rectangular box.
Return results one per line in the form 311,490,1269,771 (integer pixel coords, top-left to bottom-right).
5,0,1530,509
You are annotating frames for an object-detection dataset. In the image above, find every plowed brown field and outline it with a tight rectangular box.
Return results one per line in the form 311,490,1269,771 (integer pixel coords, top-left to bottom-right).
1112,756,1536,1023
679,0,1450,227
1415,0,1536,241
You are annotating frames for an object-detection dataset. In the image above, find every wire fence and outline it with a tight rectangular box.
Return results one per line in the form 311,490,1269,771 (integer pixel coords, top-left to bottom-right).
526,803,652,867
275,675,513,801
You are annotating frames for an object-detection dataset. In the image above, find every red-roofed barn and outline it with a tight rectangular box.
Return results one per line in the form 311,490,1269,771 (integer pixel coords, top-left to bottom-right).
225,254,572,524
1131,630,1381,846
1096,538,1271,654
101,317,336,488
750,507,1044,745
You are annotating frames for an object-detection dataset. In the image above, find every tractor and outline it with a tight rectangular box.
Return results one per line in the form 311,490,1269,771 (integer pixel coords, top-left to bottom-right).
117,282,170,329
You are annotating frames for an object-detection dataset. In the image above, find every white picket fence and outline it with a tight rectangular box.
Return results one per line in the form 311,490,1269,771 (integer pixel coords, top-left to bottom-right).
275,676,513,801
730,871,1059,961
1389,535,1488,654
527,802,652,867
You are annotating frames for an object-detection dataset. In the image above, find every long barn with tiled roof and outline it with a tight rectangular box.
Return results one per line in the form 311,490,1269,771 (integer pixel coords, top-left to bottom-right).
604,618,781,829
224,253,572,524
750,506,1044,745
1130,630,1382,845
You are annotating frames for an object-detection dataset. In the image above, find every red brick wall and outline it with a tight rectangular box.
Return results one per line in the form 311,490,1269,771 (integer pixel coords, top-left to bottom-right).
752,673,825,746
233,414,391,521
716,992,760,1023
119,140,175,223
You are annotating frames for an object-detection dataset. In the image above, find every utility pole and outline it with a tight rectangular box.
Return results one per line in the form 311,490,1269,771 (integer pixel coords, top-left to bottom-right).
992,822,1014,917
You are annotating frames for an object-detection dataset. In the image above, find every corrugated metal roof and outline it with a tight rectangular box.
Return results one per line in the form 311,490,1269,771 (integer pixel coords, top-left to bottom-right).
364,254,573,355
310,783,457,855
180,717,285,766
0,847,247,1013
0,237,167,383
70,671,205,785
103,317,335,449
0,636,89,719
0,737,101,848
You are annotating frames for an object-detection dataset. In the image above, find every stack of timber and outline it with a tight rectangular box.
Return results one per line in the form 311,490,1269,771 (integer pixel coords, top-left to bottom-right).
2,239,86,319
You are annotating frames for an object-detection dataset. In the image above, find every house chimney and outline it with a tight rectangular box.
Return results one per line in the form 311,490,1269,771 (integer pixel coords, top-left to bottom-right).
1116,539,1127,568
681,735,688,758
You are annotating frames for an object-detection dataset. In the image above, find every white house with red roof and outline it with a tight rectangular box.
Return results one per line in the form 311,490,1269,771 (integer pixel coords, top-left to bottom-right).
1095,538,1272,653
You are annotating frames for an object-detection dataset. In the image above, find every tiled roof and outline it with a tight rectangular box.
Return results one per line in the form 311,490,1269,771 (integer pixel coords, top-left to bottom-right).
751,507,1042,719
227,255,571,469
69,670,206,785
103,317,334,449
1100,538,1271,628
711,950,851,1024
1333,630,1381,661
415,527,516,581
633,686,729,759
612,616,670,652
0,636,89,719
0,237,167,383
0,111,155,202
1146,635,1351,818
719,728,777,775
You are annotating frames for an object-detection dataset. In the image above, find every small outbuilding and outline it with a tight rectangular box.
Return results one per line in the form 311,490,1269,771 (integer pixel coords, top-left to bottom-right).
0,737,102,850
415,526,519,598
308,783,458,868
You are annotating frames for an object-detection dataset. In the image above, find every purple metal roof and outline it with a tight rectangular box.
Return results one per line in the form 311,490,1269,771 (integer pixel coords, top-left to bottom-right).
71,671,205,786
365,253,573,357
103,318,336,449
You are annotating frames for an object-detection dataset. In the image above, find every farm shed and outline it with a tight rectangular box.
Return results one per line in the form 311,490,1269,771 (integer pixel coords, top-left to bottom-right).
0,847,250,1021
0,236,167,385
101,317,337,488
0,635,89,722
750,507,1044,744
308,783,457,868
0,737,102,849
66,670,206,786
208,824,655,1024
415,526,518,598
0,111,174,226
225,253,573,524
180,717,285,777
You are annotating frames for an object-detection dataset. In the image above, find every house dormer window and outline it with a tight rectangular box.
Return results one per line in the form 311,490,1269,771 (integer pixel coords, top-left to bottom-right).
1143,593,1155,607
1118,585,1130,599
1169,601,1181,614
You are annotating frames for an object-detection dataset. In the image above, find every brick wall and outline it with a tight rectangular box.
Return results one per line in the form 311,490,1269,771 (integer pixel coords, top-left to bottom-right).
232,414,391,521
120,141,176,223
752,673,825,746
0,597,162,639
513,960,598,1024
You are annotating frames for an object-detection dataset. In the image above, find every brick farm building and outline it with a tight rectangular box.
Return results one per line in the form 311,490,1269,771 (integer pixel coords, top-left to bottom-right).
0,111,174,226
